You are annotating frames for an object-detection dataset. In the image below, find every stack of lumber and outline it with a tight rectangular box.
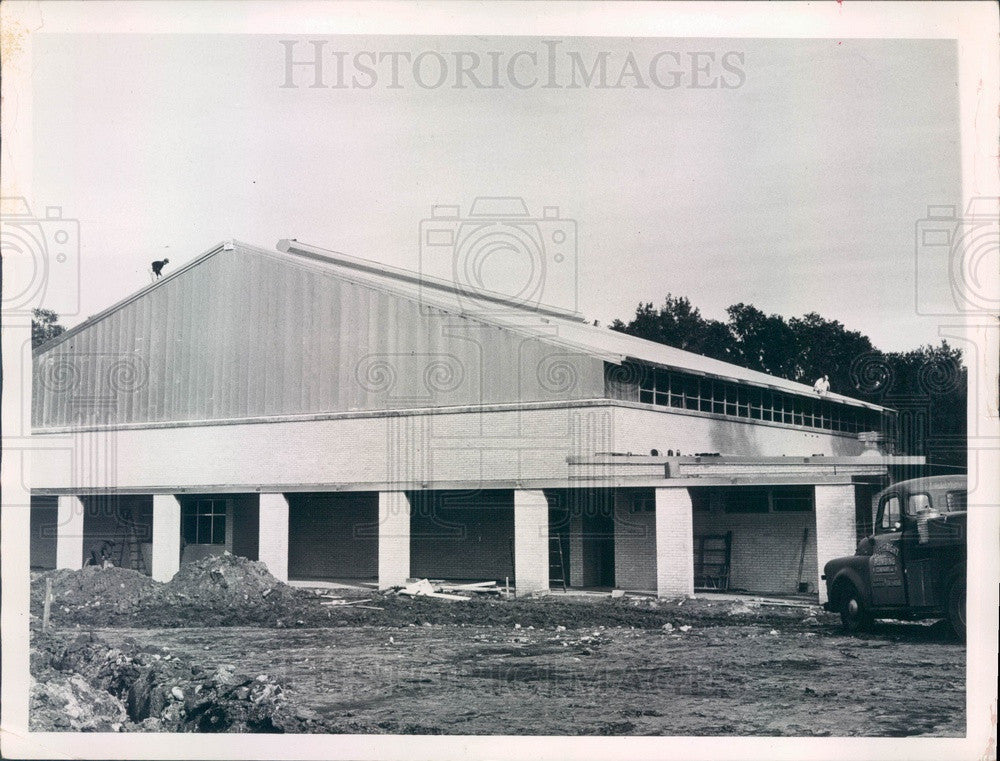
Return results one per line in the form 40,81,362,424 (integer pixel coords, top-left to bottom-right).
396,579,502,601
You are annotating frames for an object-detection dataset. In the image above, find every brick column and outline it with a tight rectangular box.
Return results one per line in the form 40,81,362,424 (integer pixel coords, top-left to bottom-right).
815,484,858,604
56,495,85,570
152,494,181,582
378,492,411,589
514,490,550,595
655,487,694,598
258,493,289,583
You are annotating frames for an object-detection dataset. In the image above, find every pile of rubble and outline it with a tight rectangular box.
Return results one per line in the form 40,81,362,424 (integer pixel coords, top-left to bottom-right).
30,631,327,733
31,555,321,628
30,566,157,617
145,554,310,626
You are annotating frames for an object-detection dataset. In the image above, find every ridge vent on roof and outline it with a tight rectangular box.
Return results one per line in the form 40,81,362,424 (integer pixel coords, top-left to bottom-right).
276,238,586,323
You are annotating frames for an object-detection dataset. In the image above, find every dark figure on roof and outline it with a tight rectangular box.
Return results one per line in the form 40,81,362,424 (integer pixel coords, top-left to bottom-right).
151,259,169,279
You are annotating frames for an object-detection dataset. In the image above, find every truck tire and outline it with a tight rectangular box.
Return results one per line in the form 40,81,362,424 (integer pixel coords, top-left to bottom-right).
838,584,873,634
947,575,966,641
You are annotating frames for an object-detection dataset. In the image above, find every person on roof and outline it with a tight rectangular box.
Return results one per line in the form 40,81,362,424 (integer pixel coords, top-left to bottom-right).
151,259,169,280
813,375,830,396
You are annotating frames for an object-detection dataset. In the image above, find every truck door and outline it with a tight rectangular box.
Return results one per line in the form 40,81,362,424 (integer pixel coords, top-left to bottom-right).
869,494,907,608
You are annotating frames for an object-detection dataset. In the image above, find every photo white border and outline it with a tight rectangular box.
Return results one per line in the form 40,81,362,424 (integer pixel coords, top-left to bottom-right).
2,2,997,759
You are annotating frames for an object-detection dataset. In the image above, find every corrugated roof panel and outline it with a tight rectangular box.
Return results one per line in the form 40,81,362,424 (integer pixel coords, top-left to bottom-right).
275,240,890,413
33,238,892,428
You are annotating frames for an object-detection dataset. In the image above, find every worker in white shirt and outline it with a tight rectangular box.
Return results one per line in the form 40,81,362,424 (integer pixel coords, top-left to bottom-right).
813,375,830,396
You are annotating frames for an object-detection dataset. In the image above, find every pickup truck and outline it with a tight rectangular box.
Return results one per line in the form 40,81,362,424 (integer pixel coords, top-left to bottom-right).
822,475,967,638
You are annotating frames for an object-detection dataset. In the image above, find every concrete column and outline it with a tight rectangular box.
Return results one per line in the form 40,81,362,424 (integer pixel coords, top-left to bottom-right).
378,492,411,589
56,495,85,570
152,494,181,582
568,510,585,587
655,487,695,598
815,484,858,604
258,493,289,583
514,490,550,595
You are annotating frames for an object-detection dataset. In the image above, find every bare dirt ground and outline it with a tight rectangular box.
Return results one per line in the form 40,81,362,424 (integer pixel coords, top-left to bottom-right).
89,621,963,736
29,559,965,736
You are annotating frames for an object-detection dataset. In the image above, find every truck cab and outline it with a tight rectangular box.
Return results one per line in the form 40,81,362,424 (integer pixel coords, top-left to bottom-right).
822,475,967,638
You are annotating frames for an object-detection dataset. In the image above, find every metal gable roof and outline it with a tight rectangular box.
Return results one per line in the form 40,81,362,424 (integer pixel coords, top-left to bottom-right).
36,238,891,414
274,239,891,414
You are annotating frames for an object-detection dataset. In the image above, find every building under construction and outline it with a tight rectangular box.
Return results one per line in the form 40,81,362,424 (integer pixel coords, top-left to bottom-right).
29,240,920,601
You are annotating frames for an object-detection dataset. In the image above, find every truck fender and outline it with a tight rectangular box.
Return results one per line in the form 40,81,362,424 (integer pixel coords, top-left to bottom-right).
827,565,871,609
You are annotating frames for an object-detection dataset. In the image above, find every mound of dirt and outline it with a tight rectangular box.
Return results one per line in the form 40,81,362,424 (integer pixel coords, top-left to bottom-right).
30,631,330,733
30,555,322,628
31,566,158,616
142,554,309,626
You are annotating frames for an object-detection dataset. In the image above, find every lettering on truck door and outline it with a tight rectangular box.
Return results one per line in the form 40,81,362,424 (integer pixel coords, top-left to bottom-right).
869,494,906,608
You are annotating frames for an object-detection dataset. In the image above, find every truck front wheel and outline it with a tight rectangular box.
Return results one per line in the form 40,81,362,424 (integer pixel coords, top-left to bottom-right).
947,575,966,640
838,585,873,634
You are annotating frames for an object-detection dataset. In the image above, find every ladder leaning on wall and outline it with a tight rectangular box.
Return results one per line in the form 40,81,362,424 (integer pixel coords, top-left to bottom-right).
114,508,148,574
549,534,568,591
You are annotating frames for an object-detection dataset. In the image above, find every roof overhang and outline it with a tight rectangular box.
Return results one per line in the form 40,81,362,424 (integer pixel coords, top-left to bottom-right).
567,453,925,486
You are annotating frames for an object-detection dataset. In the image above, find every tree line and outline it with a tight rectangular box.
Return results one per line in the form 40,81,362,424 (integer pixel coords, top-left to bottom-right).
609,296,966,475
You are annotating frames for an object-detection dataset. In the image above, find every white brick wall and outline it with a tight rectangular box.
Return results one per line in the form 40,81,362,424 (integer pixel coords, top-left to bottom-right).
613,490,657,591
378,492,411,588
815,484,858,604
258,493,289,583
514,490,549,594
692,509,817,595
655,487,695,598
32,403,864,492
151,494,181,582
55,495,84,570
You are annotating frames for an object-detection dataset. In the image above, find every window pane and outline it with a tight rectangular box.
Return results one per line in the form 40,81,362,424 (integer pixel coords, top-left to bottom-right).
212,514,227,544
907,494,932,516
197,515,212,543
881,496,901,528
945,491,967,512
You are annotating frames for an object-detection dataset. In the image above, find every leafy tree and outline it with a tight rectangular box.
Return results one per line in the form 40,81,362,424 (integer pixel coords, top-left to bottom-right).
611,296,736,362
787,312,876,392
725,303,799,379
31,308,65,349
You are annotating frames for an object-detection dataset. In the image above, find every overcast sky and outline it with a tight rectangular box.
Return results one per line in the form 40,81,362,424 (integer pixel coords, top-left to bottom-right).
31,34,960,351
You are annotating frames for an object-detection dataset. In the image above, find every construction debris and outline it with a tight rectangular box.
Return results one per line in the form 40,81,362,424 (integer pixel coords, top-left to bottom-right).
397,579,471,602
30,630,329,733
